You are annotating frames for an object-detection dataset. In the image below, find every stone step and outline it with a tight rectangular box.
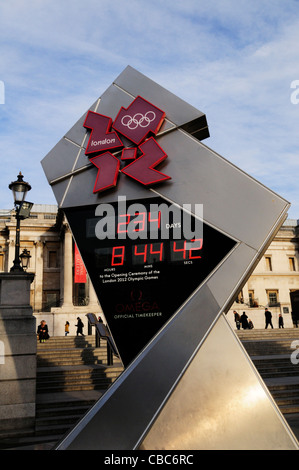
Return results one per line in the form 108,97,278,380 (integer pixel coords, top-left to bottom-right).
237,328,299,339
31,392,105,445
37,346,104,354
0,431,58,450
253,362,293,370
277,404,299,414
37,336,97,348
37,365,123,379
37,354,109,367
252,359,297,373
241,342,298,357
35,339,122,442
36,337,116,368
237,330,299,442
36,379,117,393
36,403,91,419
0,334,123,449
270,389,299,401
36,366,122,393
260,371,299,379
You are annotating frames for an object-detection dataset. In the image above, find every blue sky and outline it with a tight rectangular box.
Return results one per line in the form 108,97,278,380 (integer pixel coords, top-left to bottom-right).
0,0,299,218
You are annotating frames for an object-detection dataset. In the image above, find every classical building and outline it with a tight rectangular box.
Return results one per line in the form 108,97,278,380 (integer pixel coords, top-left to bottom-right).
1,204,298,333
228,218,299,330
0,204,102,336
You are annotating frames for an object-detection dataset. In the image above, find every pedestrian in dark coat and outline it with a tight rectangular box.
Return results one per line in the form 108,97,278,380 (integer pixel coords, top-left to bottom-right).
37,320,49,343
240,311,249,329
76,317,85,336
265,308,274,329
233,310,241,330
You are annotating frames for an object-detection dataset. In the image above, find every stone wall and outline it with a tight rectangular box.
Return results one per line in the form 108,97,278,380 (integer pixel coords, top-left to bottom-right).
0,272,36,435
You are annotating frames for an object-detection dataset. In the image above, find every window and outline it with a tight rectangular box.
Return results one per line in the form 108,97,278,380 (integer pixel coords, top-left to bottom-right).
289,257,296,271
248,290,258,307
267,290,279,307
43,292,60,311
265,256,272,271
248,290,254,306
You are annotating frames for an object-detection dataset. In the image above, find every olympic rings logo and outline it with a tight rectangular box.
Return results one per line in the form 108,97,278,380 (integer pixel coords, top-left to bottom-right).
121,111,156,130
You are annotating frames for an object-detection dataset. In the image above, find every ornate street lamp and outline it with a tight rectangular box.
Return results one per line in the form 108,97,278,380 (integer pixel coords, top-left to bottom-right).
20,249,31,271
9,172,33,272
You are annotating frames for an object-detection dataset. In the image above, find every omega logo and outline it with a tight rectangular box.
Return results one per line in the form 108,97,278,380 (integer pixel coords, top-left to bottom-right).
115,289,159,313
115,301,159,313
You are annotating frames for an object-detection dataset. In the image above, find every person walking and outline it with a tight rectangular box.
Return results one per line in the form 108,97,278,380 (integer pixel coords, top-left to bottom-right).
75,317,85,336
240,311,249,329
233,310,241,330
65,321,70,336
265,308,274,329
278,314,284,329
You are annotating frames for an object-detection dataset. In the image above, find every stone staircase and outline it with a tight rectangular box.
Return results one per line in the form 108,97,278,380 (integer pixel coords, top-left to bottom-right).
2,328,299,449
0,335,124,450
237,327,299,441
36,336,123,393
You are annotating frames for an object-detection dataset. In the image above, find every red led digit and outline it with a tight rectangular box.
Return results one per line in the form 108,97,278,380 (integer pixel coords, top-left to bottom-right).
150,243,163,261
172,241,186,259
188,238,203,259
134,244,147,263
117,214,131,233
132,212,146,232
148,211,161,229
112,246,125,266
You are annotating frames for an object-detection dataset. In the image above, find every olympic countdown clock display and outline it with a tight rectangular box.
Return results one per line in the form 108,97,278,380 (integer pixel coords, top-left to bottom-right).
43,68,294,450
65,196,237,366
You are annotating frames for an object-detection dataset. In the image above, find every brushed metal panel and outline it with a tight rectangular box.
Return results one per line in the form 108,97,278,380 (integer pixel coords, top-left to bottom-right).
41,138,80,184
140,315,298,450
42,66,294,450
114,66,209,132
206,242,256,308
72,148,90,172
51,178,72,206
64,99,99,146
96,84,134,120
154,130,289,251
55,284,222,450
60,164,159,209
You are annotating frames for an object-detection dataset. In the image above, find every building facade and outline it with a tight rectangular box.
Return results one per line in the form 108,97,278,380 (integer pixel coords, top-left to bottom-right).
0,204,102,336
228,219,299,329
1,205,298,334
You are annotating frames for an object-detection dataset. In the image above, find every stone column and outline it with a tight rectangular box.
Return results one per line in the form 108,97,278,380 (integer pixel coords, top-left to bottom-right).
62,225,73,307
33,240,44,311
7,239,15,271
88,280,99,308
0,272,36,436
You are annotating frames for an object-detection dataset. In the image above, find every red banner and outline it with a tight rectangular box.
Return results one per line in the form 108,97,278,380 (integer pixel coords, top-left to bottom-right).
74,244,86,283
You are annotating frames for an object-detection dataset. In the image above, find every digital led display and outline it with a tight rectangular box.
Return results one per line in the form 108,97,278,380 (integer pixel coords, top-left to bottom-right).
65,196,237,366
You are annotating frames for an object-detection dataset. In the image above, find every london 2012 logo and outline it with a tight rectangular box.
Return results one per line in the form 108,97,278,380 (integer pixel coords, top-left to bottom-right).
83,96,171,193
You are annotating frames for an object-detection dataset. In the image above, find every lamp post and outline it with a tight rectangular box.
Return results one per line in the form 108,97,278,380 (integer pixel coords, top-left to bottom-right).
9,172,33,272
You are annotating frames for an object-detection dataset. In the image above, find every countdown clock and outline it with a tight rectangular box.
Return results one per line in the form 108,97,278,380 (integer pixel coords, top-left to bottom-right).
65,196,236,366
43,67,294,451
